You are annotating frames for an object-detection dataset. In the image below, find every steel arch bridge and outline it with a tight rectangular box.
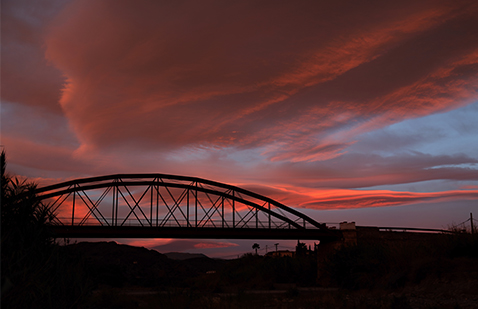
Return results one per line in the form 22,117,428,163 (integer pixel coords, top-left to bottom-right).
35,174,341,241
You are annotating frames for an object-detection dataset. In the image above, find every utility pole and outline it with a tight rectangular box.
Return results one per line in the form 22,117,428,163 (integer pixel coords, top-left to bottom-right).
274,243,279,252
471,213,474,234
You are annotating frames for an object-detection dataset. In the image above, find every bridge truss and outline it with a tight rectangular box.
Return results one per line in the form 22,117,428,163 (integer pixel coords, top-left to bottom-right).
35,174,341,241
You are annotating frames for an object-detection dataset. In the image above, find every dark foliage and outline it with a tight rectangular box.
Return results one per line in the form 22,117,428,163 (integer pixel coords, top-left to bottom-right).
445,233,478,258
324,243,390,290
217,253,317,290
1,151,92,308
323,232,478,291
67,241,229,291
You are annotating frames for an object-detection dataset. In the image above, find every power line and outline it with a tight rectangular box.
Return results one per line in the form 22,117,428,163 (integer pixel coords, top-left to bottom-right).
448,213,475,234
449,219,470,229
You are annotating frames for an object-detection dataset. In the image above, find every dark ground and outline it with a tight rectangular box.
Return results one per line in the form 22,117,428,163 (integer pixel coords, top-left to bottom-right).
66,236,478,309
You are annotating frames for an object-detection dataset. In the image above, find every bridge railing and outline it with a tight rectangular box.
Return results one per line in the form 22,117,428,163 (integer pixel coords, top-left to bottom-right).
371,226,458,234
51,217,324,229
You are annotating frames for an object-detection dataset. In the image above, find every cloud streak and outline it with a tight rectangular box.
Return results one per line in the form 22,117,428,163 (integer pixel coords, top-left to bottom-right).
295,189,478,210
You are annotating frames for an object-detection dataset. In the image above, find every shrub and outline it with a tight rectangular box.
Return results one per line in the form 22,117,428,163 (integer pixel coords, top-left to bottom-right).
324,243,390,289
1,151,92,308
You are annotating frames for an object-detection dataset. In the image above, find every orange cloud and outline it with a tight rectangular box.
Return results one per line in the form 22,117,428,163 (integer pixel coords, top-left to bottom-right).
461,185,478,190
127,239,173,248
298,189,478,209
194,241,239,249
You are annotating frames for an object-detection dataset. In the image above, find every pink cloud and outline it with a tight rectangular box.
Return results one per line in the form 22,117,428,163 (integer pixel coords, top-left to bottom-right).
461,185,478,190
41,0,478,162
236,181,478,211
298,189,478,209
194,241,239,249
150,239,239,252
1,136,84,175
127,239,173,248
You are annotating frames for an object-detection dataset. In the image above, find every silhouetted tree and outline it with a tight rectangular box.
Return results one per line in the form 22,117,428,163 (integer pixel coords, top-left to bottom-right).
295,240,308,256
252,243,260,255
1,151,91,308
1,152,55,247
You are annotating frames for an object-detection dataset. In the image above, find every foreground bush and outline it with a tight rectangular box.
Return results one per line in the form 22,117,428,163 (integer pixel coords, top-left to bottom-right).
216,253,317,290
323,232,478,291
1,152,92,308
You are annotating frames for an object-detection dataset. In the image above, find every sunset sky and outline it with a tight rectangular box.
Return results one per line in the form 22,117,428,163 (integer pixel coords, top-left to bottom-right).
2,0,477,257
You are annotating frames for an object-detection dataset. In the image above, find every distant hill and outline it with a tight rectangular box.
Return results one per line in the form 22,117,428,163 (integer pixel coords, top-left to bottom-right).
66,241,179,287
163,252,209,260
66,241,226,288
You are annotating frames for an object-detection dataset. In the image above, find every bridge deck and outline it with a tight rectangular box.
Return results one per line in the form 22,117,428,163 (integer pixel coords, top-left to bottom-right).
50,225,343,241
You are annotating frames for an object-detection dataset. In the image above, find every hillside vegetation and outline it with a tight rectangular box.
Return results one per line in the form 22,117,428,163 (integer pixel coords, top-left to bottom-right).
71,234,477,308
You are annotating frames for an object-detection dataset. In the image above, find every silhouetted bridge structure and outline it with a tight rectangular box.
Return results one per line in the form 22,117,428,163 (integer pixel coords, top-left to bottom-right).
35,174,342,242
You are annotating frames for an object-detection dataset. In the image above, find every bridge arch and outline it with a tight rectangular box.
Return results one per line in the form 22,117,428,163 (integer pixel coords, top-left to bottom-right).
35,174,339,240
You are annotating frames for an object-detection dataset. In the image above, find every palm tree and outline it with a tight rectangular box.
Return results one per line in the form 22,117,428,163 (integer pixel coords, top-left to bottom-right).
252,243,260,255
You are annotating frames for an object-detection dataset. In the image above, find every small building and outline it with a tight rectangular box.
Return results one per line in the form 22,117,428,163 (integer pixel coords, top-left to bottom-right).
340,221,357,245
340,221,356,230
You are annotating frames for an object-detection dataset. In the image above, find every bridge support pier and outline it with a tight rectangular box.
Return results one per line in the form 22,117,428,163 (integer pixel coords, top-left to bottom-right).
316,222,357,284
